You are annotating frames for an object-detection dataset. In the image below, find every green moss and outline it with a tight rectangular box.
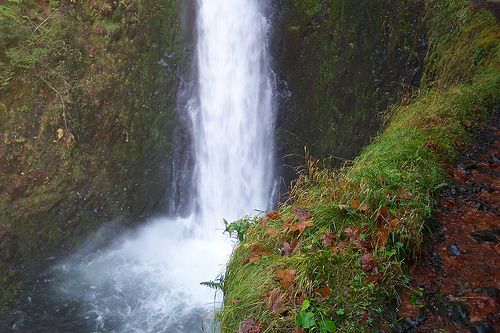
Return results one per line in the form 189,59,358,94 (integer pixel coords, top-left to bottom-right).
0,0,189,310
278,0,427,170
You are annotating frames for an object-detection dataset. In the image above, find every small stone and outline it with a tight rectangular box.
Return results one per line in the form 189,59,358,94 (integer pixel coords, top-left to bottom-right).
470,230,498,244
450,243,461,256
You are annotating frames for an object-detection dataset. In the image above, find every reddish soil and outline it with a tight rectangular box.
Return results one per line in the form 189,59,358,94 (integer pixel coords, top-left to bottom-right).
395,109,500,333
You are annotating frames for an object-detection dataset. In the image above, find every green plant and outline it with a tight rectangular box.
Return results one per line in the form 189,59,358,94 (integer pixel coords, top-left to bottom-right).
296,299,337,332
224,217,254,242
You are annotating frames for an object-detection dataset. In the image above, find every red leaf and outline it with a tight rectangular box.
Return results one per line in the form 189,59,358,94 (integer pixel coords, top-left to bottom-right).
282,239,301,256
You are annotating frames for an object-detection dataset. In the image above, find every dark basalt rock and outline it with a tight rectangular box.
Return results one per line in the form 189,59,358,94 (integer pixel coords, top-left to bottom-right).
470,230,499,244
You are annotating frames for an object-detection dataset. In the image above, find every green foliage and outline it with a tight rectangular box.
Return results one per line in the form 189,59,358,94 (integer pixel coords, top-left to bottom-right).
224,217,255,242
297,300,337,332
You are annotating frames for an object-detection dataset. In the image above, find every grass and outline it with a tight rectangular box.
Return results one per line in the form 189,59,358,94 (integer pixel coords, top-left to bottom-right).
215,1,500,330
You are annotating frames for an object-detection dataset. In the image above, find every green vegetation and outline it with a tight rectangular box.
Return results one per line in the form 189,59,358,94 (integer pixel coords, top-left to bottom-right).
217,0,500,332
0,0,188,311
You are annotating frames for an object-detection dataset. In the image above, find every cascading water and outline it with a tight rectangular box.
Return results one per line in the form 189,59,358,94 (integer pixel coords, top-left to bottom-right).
194,0,274,227
8,0,275,332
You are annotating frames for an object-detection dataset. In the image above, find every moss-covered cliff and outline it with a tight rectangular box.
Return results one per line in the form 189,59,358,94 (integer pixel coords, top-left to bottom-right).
0,0,189,309
275,0,427,173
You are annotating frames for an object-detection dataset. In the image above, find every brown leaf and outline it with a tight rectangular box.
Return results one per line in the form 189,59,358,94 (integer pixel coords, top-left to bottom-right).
282,239,301,256
290,220,315,234
314,285,331,297
375,228,389,247
276,268,296,290
344,227,360,238
360,254,375,272
266,211,281,220
321,232,336,247
266,290,287,315
357,237,374,250
238,319,264,333
291,206,311,221
388,218,400,233
241,245,272,265
267,227,281,238
350,199,360,210
377,206,388,226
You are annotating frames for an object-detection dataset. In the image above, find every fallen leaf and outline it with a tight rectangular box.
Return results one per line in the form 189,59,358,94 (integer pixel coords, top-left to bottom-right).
375,228,389,247
290,220,315,234
238,319,264,333
344,227,360,238
282,239,301,256
266,290,287,315
266,211,281,220
276,268,296,290
377,206,388,226
357,237,374,250
291,206,311,221
360,254,376,272
314,285,331,297
321,232,336,247
266,227,281,238
350,199,360,210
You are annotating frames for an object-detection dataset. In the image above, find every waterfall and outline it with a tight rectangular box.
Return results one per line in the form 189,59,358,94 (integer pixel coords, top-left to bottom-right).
9,0,275,332
194,0,274,227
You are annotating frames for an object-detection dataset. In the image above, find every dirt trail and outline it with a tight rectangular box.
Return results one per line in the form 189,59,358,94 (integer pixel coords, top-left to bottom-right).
395,109,500,332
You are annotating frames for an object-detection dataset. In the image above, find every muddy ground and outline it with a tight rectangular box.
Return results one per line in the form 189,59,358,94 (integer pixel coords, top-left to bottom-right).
394,107,500,332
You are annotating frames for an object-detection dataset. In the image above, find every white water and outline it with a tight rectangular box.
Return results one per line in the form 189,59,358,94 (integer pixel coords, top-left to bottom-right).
31,0,275,332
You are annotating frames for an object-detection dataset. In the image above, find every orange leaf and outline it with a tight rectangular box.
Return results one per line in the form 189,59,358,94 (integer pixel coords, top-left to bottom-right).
290,220,315,234
350,199,360,210
276,268,296,290
266,211,281,220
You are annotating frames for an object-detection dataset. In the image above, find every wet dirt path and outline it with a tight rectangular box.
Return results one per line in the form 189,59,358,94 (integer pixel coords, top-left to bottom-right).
395,109,500,332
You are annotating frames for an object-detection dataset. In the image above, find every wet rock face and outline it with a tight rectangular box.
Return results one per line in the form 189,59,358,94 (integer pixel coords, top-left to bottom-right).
395,107,500,332
273,0,428,177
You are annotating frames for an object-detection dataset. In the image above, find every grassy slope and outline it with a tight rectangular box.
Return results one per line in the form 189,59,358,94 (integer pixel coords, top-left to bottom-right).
218,1,500,332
